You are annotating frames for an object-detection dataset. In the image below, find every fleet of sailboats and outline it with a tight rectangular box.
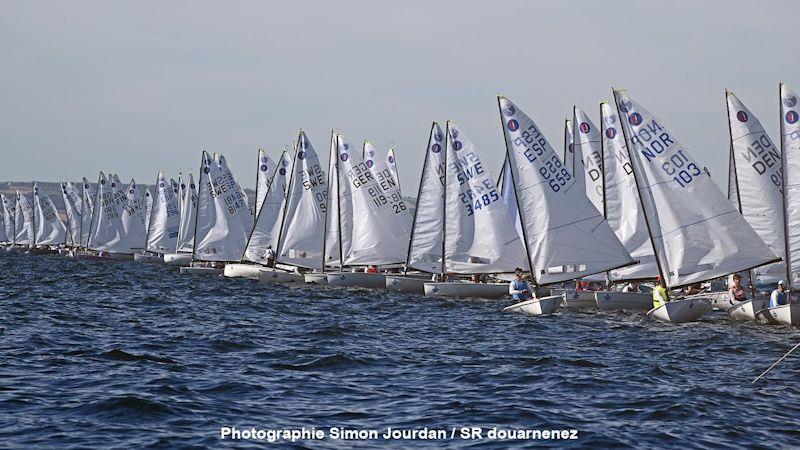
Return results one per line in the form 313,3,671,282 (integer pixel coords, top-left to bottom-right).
3,84,799,327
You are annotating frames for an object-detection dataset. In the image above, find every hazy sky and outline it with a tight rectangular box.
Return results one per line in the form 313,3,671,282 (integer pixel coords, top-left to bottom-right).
1,0,796,195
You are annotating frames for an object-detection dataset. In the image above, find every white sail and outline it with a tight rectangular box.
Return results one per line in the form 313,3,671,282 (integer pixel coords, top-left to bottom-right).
276,133,328,269
572,106,605,213
80,178,95,247
363,141,413,234
337,135,407,265
33,183,66,245
193,153,253,261
563,119,574,165
1,194,13,243
0,196,6,243
245,150,293,264
255,149,276,215
144,188,153,233
600,102,659,281
780,83,800,288
14,192,34,245
386,148,401,189
88,173,130,253
499,157,523,240
614,89,778,287
146,173,181,253
407,123,447,273
443,122,527,273
324,133,349,267
176,172,198,253
726,91,785,280
120,179,148,249
498,96,634,284
61,182,83,246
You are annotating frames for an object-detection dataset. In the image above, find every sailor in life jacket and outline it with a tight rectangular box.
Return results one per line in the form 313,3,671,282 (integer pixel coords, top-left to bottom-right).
652,275,669,309
770,280,790,308
509,268,532,301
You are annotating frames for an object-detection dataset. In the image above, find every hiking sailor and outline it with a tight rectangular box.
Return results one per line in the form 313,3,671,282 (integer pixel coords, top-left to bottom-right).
509,268,532,301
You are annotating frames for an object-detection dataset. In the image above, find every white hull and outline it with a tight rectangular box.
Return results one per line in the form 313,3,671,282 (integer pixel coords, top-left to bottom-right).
503,295,562,315
562,290,597,309
765,304,800,326
163,253,192,266
258,268,304,284
304,272,328,284
326,272,386,289
133,253,163,264
727,298,770,322
385,275,428,294
223,263,262,280
647,298,712,324
423,282,508,298
594,291,652,311
179,266,224,275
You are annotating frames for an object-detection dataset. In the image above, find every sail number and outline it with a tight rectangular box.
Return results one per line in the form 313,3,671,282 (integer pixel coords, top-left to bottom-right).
460,185,500,216
511,124,548,163
538,154,571,193
661,149,702,188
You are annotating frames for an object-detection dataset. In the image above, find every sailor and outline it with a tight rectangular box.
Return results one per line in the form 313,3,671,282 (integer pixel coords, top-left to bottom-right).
264,245,275,266
728,273,748,302
652,275,669,309
509,268,532,301
366,265,378,274
770,280,790,308
622,281,640,293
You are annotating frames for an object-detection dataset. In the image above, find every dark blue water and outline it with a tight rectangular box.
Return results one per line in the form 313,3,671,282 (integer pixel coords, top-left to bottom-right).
2,251,800,449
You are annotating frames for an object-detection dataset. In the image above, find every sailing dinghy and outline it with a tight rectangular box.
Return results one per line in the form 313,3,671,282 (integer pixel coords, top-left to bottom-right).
613,89,779,323
83,172,133,260
181,152,252,275
497,96,635,315
1,194,14,250
421,121,528,298
164,172,197,266
136,173,181,263
32,182,66,253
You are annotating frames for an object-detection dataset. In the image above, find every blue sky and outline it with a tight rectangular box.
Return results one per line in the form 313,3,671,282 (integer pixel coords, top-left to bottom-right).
1,0,795,194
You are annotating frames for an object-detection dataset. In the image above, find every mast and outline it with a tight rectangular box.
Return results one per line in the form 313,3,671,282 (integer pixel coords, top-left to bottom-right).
273,135,302,269
779,82,793,287
612,89,669,289
440,121,450,279
190,153,208,264
321,130,335,272
143,173,159,253
497,97,538,286
402,122,436,276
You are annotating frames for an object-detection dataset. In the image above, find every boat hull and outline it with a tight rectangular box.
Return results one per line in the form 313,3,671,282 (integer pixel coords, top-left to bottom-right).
503,295,562,315
423,282,508,298
163,253,192,266
133,253,163,264
647,298,712,324
727,298,770,321
765,304,800,326
179,266,224,275
304,272,328,284
258,268,304,284
326,272,386,289
562,290,597,309
594,291,652,311
223,263,262,280
385,275,428,294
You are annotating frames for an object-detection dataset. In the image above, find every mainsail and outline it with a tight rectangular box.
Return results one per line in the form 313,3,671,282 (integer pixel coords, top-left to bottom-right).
193,153,253,262
780,82,800,288
572,106,605,213
244,150,293,265
363,141,412,234
176,172,198,254
563,119,574,165
275,132,328,269
407,123,447,273
14,192,34,245
600,101,659,281
497,95,634,284
1,194,14,243
146,173,181,253
121,179,148,250
614,89,778,288
88,172,130,254
61,182,83,246
725,91,785,280
443,121,526,273
255,149,276,215
386,148,401,190
33,182,66,245
80,178,95,247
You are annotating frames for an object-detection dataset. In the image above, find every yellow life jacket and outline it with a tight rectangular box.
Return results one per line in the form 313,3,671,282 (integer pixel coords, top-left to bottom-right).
653,285,669,308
